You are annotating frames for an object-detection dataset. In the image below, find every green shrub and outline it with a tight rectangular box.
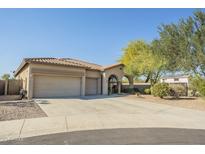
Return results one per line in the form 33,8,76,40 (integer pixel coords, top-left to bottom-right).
169,84,186,98
190,75,205,96
144,88,151,95
151,83,170,98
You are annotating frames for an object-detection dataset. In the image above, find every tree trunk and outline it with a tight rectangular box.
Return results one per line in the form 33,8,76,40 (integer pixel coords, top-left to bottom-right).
145,72,151,83
153,70,160,84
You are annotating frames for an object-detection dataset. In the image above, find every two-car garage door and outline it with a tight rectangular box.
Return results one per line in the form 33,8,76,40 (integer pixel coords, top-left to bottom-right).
33,75,81,98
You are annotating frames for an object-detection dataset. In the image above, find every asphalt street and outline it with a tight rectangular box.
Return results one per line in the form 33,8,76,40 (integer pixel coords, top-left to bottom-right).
1,128,205,145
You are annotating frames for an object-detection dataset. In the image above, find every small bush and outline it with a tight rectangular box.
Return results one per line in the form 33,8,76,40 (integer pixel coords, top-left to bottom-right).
169,84,186,98
189,75,205,97
151,83,170,98
144,88,151,95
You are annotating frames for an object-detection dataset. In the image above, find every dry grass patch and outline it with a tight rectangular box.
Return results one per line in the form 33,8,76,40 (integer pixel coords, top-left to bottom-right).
127,94,205,111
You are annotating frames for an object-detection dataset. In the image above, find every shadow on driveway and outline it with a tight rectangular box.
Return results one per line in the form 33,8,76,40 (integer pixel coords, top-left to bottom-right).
1,128,205,145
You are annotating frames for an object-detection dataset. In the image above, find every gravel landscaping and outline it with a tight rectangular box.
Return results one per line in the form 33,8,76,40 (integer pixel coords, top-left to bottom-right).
0,95,21,101
0,101,47,121
128,95,205,111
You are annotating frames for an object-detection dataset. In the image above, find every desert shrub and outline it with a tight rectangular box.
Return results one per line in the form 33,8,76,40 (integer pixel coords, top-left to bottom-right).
151,83,170,98
144,88,151,95
169,84,186,98
189,75,205,96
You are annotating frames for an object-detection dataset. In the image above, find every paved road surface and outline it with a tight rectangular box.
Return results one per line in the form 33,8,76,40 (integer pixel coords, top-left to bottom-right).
1,128,205,145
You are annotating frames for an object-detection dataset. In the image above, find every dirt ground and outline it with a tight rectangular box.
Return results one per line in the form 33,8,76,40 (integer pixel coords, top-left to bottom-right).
0,101,47,121
128,94,205,111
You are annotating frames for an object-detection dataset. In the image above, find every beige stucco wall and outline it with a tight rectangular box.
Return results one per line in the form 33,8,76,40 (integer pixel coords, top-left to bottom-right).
86,70,101,78
97,78,101,94
31,63,86,76
104,66,124,81
160,77,189,84
16,65,29,93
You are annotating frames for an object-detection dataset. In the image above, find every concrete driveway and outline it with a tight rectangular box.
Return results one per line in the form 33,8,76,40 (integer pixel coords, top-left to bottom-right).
1,95,205,144
35,95,205,131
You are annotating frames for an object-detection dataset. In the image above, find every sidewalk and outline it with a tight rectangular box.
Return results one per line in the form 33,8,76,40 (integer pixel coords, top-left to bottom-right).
0,116,67,142
1,112,205,142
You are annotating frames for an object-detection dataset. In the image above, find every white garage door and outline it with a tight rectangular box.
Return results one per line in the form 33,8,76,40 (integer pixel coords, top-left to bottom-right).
34,75,81,98
85,78,97,95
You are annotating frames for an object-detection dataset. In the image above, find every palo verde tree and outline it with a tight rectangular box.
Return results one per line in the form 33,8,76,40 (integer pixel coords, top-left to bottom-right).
120,40,166,86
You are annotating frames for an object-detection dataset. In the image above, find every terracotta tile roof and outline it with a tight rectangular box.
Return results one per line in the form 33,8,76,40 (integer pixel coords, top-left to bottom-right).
103,63,124,70
24,57,103,70
61,58,103,70
15,57,124,76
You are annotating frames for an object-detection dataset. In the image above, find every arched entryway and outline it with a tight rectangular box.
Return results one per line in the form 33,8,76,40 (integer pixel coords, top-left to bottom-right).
122,76,130,85
121,76,130,93
120,75,134,93
108,75,119,95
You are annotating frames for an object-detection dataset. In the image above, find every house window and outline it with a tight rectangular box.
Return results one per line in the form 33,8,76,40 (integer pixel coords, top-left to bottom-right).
174,78,179,81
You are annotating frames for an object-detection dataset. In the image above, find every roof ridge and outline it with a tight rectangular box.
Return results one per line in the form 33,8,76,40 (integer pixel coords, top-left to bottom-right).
62,58,102,67
24,57,55,61
103,63,124,70
161,75,190,78
58,58,88,67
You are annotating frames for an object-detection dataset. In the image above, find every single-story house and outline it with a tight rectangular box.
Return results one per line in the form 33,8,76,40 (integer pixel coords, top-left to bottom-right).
160,75,189,85
14,58,133,99
160,75,189,96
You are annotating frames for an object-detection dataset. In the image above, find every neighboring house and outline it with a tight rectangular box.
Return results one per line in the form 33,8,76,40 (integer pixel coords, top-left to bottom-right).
160,75,189,96
14,58,133,99
160,75,189,85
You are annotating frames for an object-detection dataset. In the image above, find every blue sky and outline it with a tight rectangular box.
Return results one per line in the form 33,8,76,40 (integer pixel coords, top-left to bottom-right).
0,9,200,77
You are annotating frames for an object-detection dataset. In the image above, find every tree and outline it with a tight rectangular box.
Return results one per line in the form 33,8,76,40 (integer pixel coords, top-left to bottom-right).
189,75,205,96
157,10,205,76
120,10,205,87
120,40,165,85
1,74,10,80
149,40,167,85
120,40,152,81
